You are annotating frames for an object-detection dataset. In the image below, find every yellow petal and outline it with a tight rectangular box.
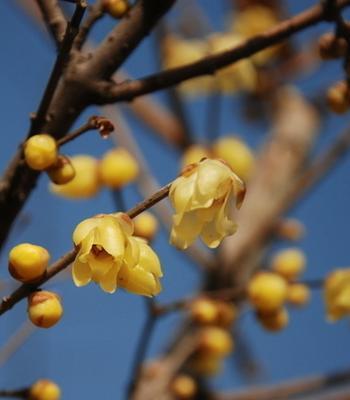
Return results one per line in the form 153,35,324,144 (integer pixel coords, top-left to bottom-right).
73,217,99,245
88,252,115,283
118,264,161,297
136,238,163,277
170,211,204,250
99,264,120,293
125,236,141,268
78,230,96,263
170,174,197,214
72,259,92,287
114,212,134,236
94,215,125,258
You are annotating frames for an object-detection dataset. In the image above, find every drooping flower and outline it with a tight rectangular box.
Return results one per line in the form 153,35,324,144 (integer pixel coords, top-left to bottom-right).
72,213,162,296
169,159,245,249
324,268,350,321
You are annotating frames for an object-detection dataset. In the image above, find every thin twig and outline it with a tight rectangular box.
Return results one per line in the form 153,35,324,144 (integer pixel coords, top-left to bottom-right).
0,389,29,399
96,0,350,103
0,184,172,317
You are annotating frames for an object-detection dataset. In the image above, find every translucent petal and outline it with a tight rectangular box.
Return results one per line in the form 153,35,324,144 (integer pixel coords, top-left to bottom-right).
72,259,92,287
136,238,163,277
93,216,125,258
73,217,99,245
170,211,204,250
118,264,161,297
170,174,197,213
99,264,120,294
78,230,96,263
88,252,115,283
125,236,141,268
114,212,134,236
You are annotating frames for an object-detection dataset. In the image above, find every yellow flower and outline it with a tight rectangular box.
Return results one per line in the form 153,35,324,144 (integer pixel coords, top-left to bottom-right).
169,159,245,249
324,268,350,321
72,213,163,296
30,379,61,400
118,237,162,297
50,155,100,199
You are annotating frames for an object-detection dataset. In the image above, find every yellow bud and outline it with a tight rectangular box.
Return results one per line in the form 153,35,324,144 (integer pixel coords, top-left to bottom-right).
189,298,220,325
248,272,288,312
189,353,222,377
216,301,237,328
257,307,289,332
30,379,61,400
327,81,350,114
181,145,211,169
212,136,254,181
50,155,100,199
275,218,305,241
287,283,311,307
271,248,306,281
47,155,76,185
24,134,58,171
324,269,350,321
102,0,129,18
197,327,234,357
133,212,158,241
170,374,197,400
99,148,139,189
9,243,49,283
28,291,63,328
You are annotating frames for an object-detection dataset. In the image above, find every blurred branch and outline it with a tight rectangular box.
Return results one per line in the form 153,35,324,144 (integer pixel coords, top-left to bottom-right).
218,368,350,400
35,0,67,45
0,389,29,399
74,0,104,49
96,0,350,103
0,321,36,367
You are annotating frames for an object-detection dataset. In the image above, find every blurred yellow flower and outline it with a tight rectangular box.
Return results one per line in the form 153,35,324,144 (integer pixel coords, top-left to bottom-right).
169,159,245,249
72,213,162,296
50,155,100,199
118,237,162,297
324,268,350,321
231,5,281,65
72,213,135,293
207,33,257,92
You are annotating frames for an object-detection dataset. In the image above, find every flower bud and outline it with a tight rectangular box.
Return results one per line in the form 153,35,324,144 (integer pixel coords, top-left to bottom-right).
287,283,311,307
47,155,76,185
170,374,197,400
197,327,234,357
189,298,219,325
9,243,49,283
181,145,211,169
216,301,238,328
318,32,348,60
24,134,58,171
133,212,158,241
102,0,130,18
248,272,288,312
271,248,306,281
327,81,350,114
99,148,139,189
275,218,305,241
50,155,100,199
28,291,63,328
257,307,289,332
212,136,255,181
30,379,61,400
189,353,222,376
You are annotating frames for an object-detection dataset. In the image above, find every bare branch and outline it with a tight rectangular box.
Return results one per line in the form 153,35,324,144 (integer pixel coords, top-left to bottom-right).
95,0,350,103
35,0,67,45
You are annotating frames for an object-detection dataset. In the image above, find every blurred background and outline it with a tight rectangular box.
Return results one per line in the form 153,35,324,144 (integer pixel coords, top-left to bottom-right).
0,0,350,398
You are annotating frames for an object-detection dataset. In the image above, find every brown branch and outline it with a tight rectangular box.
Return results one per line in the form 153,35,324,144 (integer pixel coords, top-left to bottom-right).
35,0,67,45
84,0,177,79
0,2,87,252
95,0,350,103
218,368,350,400
0,183,171,317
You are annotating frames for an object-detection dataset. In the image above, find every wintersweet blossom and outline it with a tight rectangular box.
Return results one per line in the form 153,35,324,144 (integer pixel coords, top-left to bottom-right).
169,159,245,250
72,213,162,296
324,268,350,321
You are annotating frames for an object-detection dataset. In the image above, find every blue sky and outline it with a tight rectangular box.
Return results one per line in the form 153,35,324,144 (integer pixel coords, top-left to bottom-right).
1,1,350,398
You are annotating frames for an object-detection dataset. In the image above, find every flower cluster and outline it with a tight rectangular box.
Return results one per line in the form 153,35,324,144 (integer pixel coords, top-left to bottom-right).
169,158,245,250
72,213,162,296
